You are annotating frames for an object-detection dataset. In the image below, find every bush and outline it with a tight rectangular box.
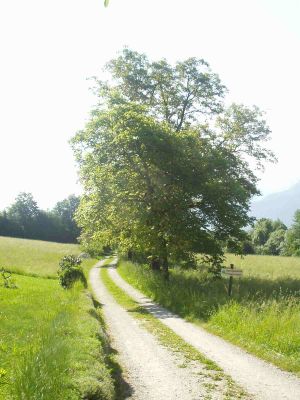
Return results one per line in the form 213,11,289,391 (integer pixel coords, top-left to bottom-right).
58,255,87,289
1,268,17,289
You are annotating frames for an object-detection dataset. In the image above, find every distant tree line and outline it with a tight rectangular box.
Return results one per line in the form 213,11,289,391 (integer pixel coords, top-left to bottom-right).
0,193,80,243
232,210,300,256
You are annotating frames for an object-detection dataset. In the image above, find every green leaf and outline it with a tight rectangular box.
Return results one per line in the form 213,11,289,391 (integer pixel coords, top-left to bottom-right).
104,0,109,7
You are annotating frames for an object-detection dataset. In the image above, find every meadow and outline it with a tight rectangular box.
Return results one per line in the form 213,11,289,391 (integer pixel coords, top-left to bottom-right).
118,254,300,376
225,253,300,279
0,236,81,277
0,237,115,400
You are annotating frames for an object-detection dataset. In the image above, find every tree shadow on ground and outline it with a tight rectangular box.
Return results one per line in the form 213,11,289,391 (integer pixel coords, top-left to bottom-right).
127,302,180,320
141,269,300,322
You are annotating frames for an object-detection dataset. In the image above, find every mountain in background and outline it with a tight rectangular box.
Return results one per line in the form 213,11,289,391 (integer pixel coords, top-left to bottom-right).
251,181,300,226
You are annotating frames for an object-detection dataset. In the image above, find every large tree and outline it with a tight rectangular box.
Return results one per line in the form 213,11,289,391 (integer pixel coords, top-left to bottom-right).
52,195,81,242
72,49,275,276
250,218,287,255
93,48,225,131
6,192,40,238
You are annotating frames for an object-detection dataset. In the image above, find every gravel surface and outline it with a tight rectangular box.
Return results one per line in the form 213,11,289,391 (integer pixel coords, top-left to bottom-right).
90,260,236,400
109,262,300,400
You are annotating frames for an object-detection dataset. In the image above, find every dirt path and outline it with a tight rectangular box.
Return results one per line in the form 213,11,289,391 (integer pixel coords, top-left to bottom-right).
90,260,242,400
108,262,300,400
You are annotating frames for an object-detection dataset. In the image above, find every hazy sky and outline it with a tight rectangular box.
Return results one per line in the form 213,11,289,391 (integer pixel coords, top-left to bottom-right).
1,0,299,210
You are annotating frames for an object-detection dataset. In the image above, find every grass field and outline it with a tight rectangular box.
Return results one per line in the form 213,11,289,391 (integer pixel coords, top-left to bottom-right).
0,237,115,400
225,253,300,279
118,255,300,376
0,236,81,277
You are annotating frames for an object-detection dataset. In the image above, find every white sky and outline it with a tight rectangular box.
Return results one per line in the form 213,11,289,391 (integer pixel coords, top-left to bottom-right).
0,0,299,210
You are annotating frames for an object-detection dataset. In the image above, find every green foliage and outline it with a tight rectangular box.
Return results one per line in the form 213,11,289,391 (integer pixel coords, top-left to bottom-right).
281,210,300,256
53,195,81,242
58,255,87,289
248,218,287,256
5,192,40,238
262,228,286,255
103,48,225,130
0,236,81,277
118,260,300,375
0,193,81,244
72,49,274,274
251,218,275,247
200,254,225,278
247,213,300,257
79,232,109,258
0,268,17,289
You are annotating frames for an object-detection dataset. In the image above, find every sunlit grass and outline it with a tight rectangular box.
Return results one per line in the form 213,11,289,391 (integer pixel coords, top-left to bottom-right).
0,237,115,400
0,236,81,277
0,270,115,400
225,253,300,279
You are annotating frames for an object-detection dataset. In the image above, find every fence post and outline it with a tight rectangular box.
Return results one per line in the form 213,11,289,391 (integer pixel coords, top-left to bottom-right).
228,263,234,296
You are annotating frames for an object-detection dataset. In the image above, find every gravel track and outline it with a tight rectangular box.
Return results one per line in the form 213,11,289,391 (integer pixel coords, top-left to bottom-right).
90,260,234,399
108,262,300,400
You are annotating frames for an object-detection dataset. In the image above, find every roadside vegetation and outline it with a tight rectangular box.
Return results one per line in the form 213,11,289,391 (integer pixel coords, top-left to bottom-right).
118,258,300,376
0,238,116,400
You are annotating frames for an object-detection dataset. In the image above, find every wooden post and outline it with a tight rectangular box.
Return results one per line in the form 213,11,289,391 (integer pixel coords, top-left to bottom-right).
228,263,234,297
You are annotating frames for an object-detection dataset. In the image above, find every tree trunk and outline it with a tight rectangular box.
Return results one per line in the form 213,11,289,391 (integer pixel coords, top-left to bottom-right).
150,257,161,271
162,255,169,280
127,249,133,261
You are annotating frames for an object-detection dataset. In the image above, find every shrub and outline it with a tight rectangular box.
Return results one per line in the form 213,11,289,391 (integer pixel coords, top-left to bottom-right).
0,268,17,289
200,254,225,278
58,255,87,289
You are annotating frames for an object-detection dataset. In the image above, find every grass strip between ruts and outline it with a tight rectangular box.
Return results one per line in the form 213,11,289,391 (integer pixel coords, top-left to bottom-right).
100,265,249,400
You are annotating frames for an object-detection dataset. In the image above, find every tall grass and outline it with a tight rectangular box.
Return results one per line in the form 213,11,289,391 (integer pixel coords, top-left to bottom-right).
0,236,81,277
12,309,77,400
1,272,115,400
118,260,300,375
209,298,300,372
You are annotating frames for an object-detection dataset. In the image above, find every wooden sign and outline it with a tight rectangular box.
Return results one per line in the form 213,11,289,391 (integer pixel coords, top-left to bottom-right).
221,268,243,277
222,264,243,296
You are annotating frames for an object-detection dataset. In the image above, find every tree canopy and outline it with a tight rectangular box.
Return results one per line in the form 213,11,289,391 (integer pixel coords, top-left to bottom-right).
72,49,275,276
235,215,300,257
282,210,300,256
